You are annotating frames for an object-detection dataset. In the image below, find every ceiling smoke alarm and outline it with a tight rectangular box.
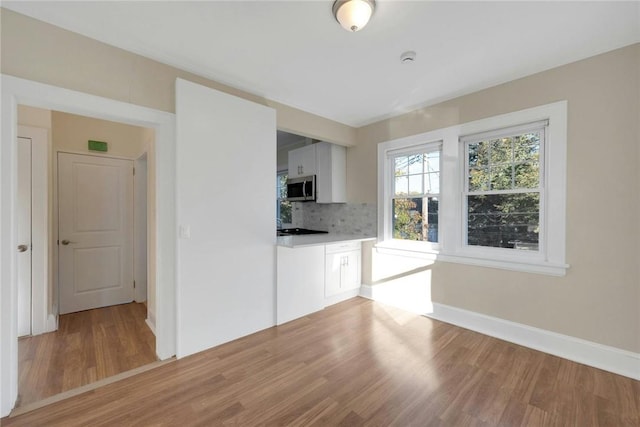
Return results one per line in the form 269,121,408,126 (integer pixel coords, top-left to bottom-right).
400,51,416,64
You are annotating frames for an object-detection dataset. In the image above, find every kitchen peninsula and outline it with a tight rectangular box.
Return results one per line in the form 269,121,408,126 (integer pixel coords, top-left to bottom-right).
276,234,375,325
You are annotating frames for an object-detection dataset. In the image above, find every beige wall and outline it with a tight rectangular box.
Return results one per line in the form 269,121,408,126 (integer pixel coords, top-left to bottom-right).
356,44,640,353
52,111,148,158
0,8,356,146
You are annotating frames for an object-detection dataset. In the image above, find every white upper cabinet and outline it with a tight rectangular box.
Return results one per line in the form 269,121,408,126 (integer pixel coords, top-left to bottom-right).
288,142,346,203
288,144,317,178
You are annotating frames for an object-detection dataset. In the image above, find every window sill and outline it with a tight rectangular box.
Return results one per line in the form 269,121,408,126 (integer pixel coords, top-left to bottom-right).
375,241,569,276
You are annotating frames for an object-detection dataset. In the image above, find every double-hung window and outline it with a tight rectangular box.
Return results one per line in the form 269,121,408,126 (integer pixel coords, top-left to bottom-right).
378,101,568,275
462,122,546,253
385,143,442,250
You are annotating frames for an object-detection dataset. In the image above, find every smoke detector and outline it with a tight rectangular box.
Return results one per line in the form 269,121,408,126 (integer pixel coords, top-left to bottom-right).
400,51,416,64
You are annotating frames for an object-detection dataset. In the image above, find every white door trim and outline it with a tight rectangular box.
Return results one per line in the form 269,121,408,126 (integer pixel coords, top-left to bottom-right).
134,153,148,304
16,126,52,336
1,74,177,417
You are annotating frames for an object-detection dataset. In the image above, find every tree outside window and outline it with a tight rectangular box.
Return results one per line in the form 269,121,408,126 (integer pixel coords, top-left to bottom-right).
465,129,543,250
277,172,291,226
392,150,440,242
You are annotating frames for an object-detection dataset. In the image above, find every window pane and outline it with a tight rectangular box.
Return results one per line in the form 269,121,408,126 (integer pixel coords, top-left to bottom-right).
490,138,512,164
277,173,288,199
279,200,292,224
408,154,423,175
425,172,440,194
426,151,440,172
408,174,422,195
426,197,439,243
469,167,489,191
468,141,488,167
395,156,408,176
393,197,438,242
467,193,540,250
490,165,513,190
514,133,540,163
514,162,539,189
395,175,408,196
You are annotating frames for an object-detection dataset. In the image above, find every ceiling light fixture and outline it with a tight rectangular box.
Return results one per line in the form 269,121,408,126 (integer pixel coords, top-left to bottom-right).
332,0,375,32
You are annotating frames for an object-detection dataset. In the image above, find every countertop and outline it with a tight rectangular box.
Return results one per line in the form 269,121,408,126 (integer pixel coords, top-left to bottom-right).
276,233,376,248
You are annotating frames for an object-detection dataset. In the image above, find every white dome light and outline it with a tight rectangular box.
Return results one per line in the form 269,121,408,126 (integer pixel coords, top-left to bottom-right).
333,0,375,32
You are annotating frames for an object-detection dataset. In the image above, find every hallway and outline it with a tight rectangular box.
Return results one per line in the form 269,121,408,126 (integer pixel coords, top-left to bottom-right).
17,302,156,407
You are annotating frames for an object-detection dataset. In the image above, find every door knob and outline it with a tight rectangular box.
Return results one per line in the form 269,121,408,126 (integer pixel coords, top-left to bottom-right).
17,244,28,252
61,239,75,245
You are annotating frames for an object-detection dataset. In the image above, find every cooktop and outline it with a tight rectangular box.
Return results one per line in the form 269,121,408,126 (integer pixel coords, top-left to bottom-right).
277,228,329,236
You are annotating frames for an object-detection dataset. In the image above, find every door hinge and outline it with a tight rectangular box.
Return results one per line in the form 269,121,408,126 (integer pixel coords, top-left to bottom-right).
133,280,136,288
56,239,59,245
133,167,136,176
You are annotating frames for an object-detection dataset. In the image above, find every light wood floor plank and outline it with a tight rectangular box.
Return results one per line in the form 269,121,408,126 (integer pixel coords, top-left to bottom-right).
16,302,157,408
4,298,639,426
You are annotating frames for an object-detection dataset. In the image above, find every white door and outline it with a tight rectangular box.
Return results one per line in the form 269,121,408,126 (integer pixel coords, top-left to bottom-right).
17,137,32,337
58,153,134,314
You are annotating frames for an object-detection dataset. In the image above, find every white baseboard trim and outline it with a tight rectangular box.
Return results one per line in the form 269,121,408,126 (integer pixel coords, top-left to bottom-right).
325,288,360,307
359,285,373,300
145,318,156,336
427,303,640,380
359,285,640,380
45,314,57,333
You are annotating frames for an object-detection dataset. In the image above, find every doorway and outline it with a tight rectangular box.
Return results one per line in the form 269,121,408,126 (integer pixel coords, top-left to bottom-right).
1,75,177,417
15,109,158,408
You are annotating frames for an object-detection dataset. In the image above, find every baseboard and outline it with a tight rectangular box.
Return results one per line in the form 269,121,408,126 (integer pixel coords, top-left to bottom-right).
427,303,639,380
44,314,57,333
359,285,640,380
325,288,360,307
145,318,156,336
359,284,373,300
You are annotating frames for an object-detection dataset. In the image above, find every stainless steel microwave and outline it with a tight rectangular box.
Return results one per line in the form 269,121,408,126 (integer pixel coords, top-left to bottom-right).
286,175,316,202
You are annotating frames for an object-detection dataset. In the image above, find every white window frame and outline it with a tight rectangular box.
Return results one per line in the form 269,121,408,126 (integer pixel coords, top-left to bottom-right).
385,142,443,252
377,101,568,276
460,121,547,260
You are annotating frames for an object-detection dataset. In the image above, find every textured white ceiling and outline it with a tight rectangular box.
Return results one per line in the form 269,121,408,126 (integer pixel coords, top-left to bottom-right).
4,1,639,127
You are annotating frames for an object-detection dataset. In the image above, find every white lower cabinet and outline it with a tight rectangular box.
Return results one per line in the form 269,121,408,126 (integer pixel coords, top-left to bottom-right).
325,242,361,298
276,245,325,325
276,240,363,325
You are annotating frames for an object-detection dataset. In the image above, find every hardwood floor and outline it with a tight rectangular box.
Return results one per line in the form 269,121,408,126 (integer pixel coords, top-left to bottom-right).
16,302,157,408
4,298,639,426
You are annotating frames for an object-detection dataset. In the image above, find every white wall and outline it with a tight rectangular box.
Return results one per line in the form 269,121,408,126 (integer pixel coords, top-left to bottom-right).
175,79,277,358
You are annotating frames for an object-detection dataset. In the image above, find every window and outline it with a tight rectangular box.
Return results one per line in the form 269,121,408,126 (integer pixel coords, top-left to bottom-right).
390,147,441,244
463,122,546,251
276,172,291,227
377,101,568,276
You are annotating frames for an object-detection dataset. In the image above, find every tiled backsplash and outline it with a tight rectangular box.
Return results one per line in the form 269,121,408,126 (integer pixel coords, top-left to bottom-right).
292,202,377,236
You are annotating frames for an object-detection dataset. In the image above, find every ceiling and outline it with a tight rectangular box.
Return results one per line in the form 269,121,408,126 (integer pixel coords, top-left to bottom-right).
3,1,639,128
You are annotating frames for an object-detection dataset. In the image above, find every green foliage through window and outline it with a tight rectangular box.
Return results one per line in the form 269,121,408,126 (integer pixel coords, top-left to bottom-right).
277,173,291,225
392,149,440,242
465,129,543,250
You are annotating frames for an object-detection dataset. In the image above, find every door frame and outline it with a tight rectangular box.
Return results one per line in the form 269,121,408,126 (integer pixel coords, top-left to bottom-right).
17,126,51,337
1,74,177,417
